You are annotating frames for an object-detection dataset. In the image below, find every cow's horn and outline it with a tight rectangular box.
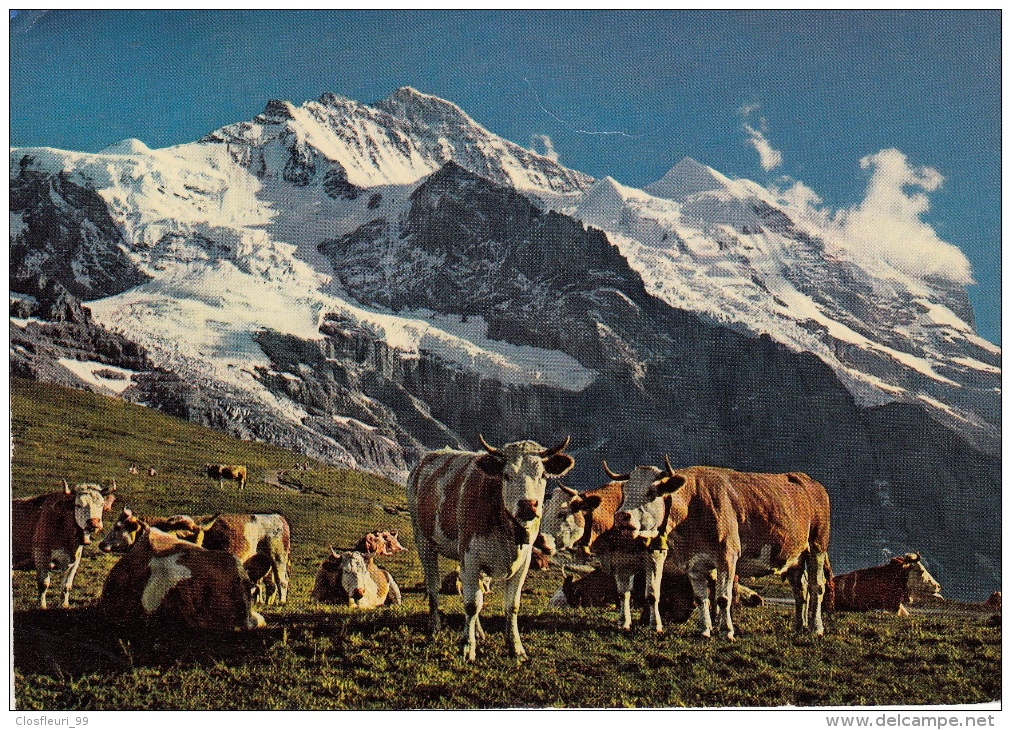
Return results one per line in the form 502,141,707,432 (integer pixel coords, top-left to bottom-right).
330,545,340,559
478,434,501,455
602,460,630,482
541,435,570,458
664,454,676,478
63,479,71,494
559,484,579,497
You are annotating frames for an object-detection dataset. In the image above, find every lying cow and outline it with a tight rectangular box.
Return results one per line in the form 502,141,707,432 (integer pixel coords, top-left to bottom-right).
12,480,117,609
829,553,942,616
198,513,291,604
311,548,402,609
205,463,247,490
354,529,407,556
549,566,763,623
441,569,493,596
98,508,265,630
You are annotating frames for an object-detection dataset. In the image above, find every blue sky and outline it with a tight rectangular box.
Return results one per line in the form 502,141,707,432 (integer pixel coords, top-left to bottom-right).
9,10,1001,344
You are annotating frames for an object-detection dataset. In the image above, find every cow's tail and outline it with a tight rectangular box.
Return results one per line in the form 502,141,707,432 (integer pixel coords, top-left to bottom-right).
823,554,835,612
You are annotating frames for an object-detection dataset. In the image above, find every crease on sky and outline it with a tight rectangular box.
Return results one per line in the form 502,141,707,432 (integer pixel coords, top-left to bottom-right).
523,78,646,139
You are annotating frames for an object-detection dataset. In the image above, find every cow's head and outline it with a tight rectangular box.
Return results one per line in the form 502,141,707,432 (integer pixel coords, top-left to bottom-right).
65,479,117,543
340,551,372,606
380,529,406,554
613,456,685,539
476,435,574,535
99,507,144,553
536,484,586,555
899,553,943,601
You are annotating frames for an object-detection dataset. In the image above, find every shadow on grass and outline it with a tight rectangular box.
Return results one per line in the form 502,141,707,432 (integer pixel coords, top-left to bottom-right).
13,605,430,678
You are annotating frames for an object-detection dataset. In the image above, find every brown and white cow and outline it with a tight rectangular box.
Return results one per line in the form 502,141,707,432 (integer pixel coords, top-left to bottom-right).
573,462,679,632
828,553,942,615
98,508,266,630
408,435,574,662
354,529,407,557
537,472,625,556
310,548,402,609
12,480,117,609
197,513,291,604
615,457,831,639
205,463,247,490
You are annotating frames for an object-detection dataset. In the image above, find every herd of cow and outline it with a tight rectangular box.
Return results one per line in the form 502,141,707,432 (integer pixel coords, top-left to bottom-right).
13,441,958,663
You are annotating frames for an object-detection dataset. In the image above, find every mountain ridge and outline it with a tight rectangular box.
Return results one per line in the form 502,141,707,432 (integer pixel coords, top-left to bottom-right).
8,88,1001,598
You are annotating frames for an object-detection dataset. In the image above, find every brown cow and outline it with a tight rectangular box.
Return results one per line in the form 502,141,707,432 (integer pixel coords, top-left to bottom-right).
615,458,831,639
408,435,574,662
13,480,117,608
537,474,625,556
197,513,291,604
828,553,942,615
983,591,1001,612
205,464,247,489
98,508,265,630
310,548,402,608
354,529,407,557
549,564,762,619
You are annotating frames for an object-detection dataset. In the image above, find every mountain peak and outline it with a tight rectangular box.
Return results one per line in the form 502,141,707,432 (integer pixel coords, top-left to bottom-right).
373,86,474,127
644,156,734,201
100,138,151,155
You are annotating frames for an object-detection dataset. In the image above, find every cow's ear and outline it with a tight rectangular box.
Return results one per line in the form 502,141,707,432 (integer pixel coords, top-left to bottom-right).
543,453,575,478
476,453,505,475
655,474,687,496
580,495,603,512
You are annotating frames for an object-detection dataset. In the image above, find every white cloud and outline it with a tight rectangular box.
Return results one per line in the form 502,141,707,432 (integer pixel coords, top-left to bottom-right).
738,101,783,172
743,124,784,172
770,149,973,286
529,134,559,162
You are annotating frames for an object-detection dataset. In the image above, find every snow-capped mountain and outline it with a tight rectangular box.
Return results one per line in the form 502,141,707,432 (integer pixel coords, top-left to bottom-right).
9,88,1000,599
571,161,999,453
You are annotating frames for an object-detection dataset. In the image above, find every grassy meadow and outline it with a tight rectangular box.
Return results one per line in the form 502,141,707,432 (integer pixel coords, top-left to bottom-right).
10,378,1002,709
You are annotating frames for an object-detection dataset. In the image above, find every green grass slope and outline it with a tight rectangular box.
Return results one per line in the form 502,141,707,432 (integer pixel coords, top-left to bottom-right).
10,379,1001,709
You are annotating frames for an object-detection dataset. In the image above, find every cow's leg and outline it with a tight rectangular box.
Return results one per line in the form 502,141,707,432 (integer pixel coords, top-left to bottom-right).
273,553,290,605
459,561,485,662
806,549,828,635
715,555,738,641
646,549,668,634
502,551,533,661
688,559,714,639
786,565,809,633
614,568,636,631
60,546,85,609
218,478,224,489
35,564,51,610
413,529,442,634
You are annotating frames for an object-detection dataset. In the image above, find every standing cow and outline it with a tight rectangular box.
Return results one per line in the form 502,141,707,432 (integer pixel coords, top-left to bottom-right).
12,480,117,609
197,513,291,604
536,470,625,557
408,435,574,662
615,457,831,639
205,464,247,490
